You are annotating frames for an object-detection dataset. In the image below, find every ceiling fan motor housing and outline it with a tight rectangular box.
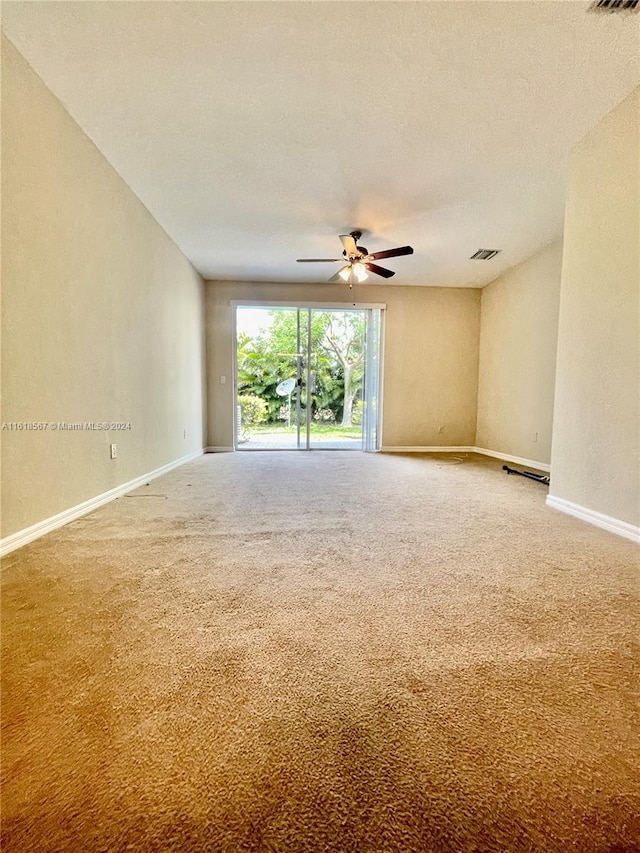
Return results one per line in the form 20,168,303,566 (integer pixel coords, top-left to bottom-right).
344,231,367,259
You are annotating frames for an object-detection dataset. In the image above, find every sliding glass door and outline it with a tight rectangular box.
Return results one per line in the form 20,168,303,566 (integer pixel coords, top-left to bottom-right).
234,304,382,451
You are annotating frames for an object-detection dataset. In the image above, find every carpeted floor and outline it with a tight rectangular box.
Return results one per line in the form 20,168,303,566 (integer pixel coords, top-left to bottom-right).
1,451,639,852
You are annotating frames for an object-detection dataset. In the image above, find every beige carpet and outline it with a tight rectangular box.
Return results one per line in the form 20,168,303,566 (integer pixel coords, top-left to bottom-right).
1,451,639,852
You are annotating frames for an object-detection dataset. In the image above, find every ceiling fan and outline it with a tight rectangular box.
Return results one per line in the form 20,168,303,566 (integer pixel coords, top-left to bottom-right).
296,231,414,287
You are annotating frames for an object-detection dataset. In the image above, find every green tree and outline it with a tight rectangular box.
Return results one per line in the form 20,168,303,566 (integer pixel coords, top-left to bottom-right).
236,331,283,420
319,312,365,426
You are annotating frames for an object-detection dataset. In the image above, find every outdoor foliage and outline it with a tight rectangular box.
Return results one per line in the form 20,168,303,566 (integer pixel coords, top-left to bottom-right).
237,310,365,426
237,393,268,438
352,399,365,426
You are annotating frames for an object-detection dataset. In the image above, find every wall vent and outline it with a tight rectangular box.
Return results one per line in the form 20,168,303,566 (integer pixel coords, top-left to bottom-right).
588,0,638,13
470,249,501,260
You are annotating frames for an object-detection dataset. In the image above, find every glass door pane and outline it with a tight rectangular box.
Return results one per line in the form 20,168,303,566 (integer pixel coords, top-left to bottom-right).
235,306,307,449
308,309,366,450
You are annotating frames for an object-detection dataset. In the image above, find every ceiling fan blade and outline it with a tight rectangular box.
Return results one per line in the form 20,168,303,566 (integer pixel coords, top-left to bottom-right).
369,245,414,261
339,234,358,256
296,258,341,263
328,265,349,282
365,263,395,279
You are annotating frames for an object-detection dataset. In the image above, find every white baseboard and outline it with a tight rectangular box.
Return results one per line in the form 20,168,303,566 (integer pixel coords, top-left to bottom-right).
0,449,204,558
205,446,234,453
474,447,550,473
381,445,550,472
381,446,476,454
546,495,640,544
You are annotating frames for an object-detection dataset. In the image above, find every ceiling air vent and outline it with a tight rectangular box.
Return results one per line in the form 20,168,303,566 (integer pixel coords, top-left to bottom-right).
587,0,638,12
470,249,501,260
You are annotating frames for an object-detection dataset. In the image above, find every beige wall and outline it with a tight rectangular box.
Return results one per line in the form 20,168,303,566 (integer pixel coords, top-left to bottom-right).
1,38,206,538
550,87,639,526
476,239,562,465
205,282,481,449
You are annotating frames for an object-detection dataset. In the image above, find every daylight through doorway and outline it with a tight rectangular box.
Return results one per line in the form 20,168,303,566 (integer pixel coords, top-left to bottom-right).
234,305,382,450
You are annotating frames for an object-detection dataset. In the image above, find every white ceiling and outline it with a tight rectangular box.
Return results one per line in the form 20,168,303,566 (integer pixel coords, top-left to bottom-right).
2,1,638,287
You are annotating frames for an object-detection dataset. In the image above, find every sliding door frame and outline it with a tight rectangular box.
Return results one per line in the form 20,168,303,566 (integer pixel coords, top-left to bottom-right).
231,300,386,451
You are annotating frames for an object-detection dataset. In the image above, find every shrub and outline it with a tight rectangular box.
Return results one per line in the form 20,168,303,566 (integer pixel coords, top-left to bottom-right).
238,394,268,438
313,408,335,423
352,400,365,426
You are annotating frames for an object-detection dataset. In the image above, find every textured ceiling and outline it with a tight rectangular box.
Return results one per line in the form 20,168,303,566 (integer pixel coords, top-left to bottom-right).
2,1,638,287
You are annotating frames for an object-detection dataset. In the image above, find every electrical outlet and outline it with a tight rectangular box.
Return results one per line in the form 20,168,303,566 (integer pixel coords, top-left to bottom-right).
184,428,188,439
110,443,117,459
532,432,538,443
438,425,445,434
220,375,226,385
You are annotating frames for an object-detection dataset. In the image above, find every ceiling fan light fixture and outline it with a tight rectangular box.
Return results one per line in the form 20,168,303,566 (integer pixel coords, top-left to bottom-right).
338,262,368,284
352,262,368,282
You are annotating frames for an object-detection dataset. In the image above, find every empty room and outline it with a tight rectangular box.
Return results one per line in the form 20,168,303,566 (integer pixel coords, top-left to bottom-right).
1,2,638,851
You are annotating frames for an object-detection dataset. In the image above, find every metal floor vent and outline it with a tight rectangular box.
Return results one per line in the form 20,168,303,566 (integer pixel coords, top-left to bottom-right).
470,249,501,260
588,0,639,12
